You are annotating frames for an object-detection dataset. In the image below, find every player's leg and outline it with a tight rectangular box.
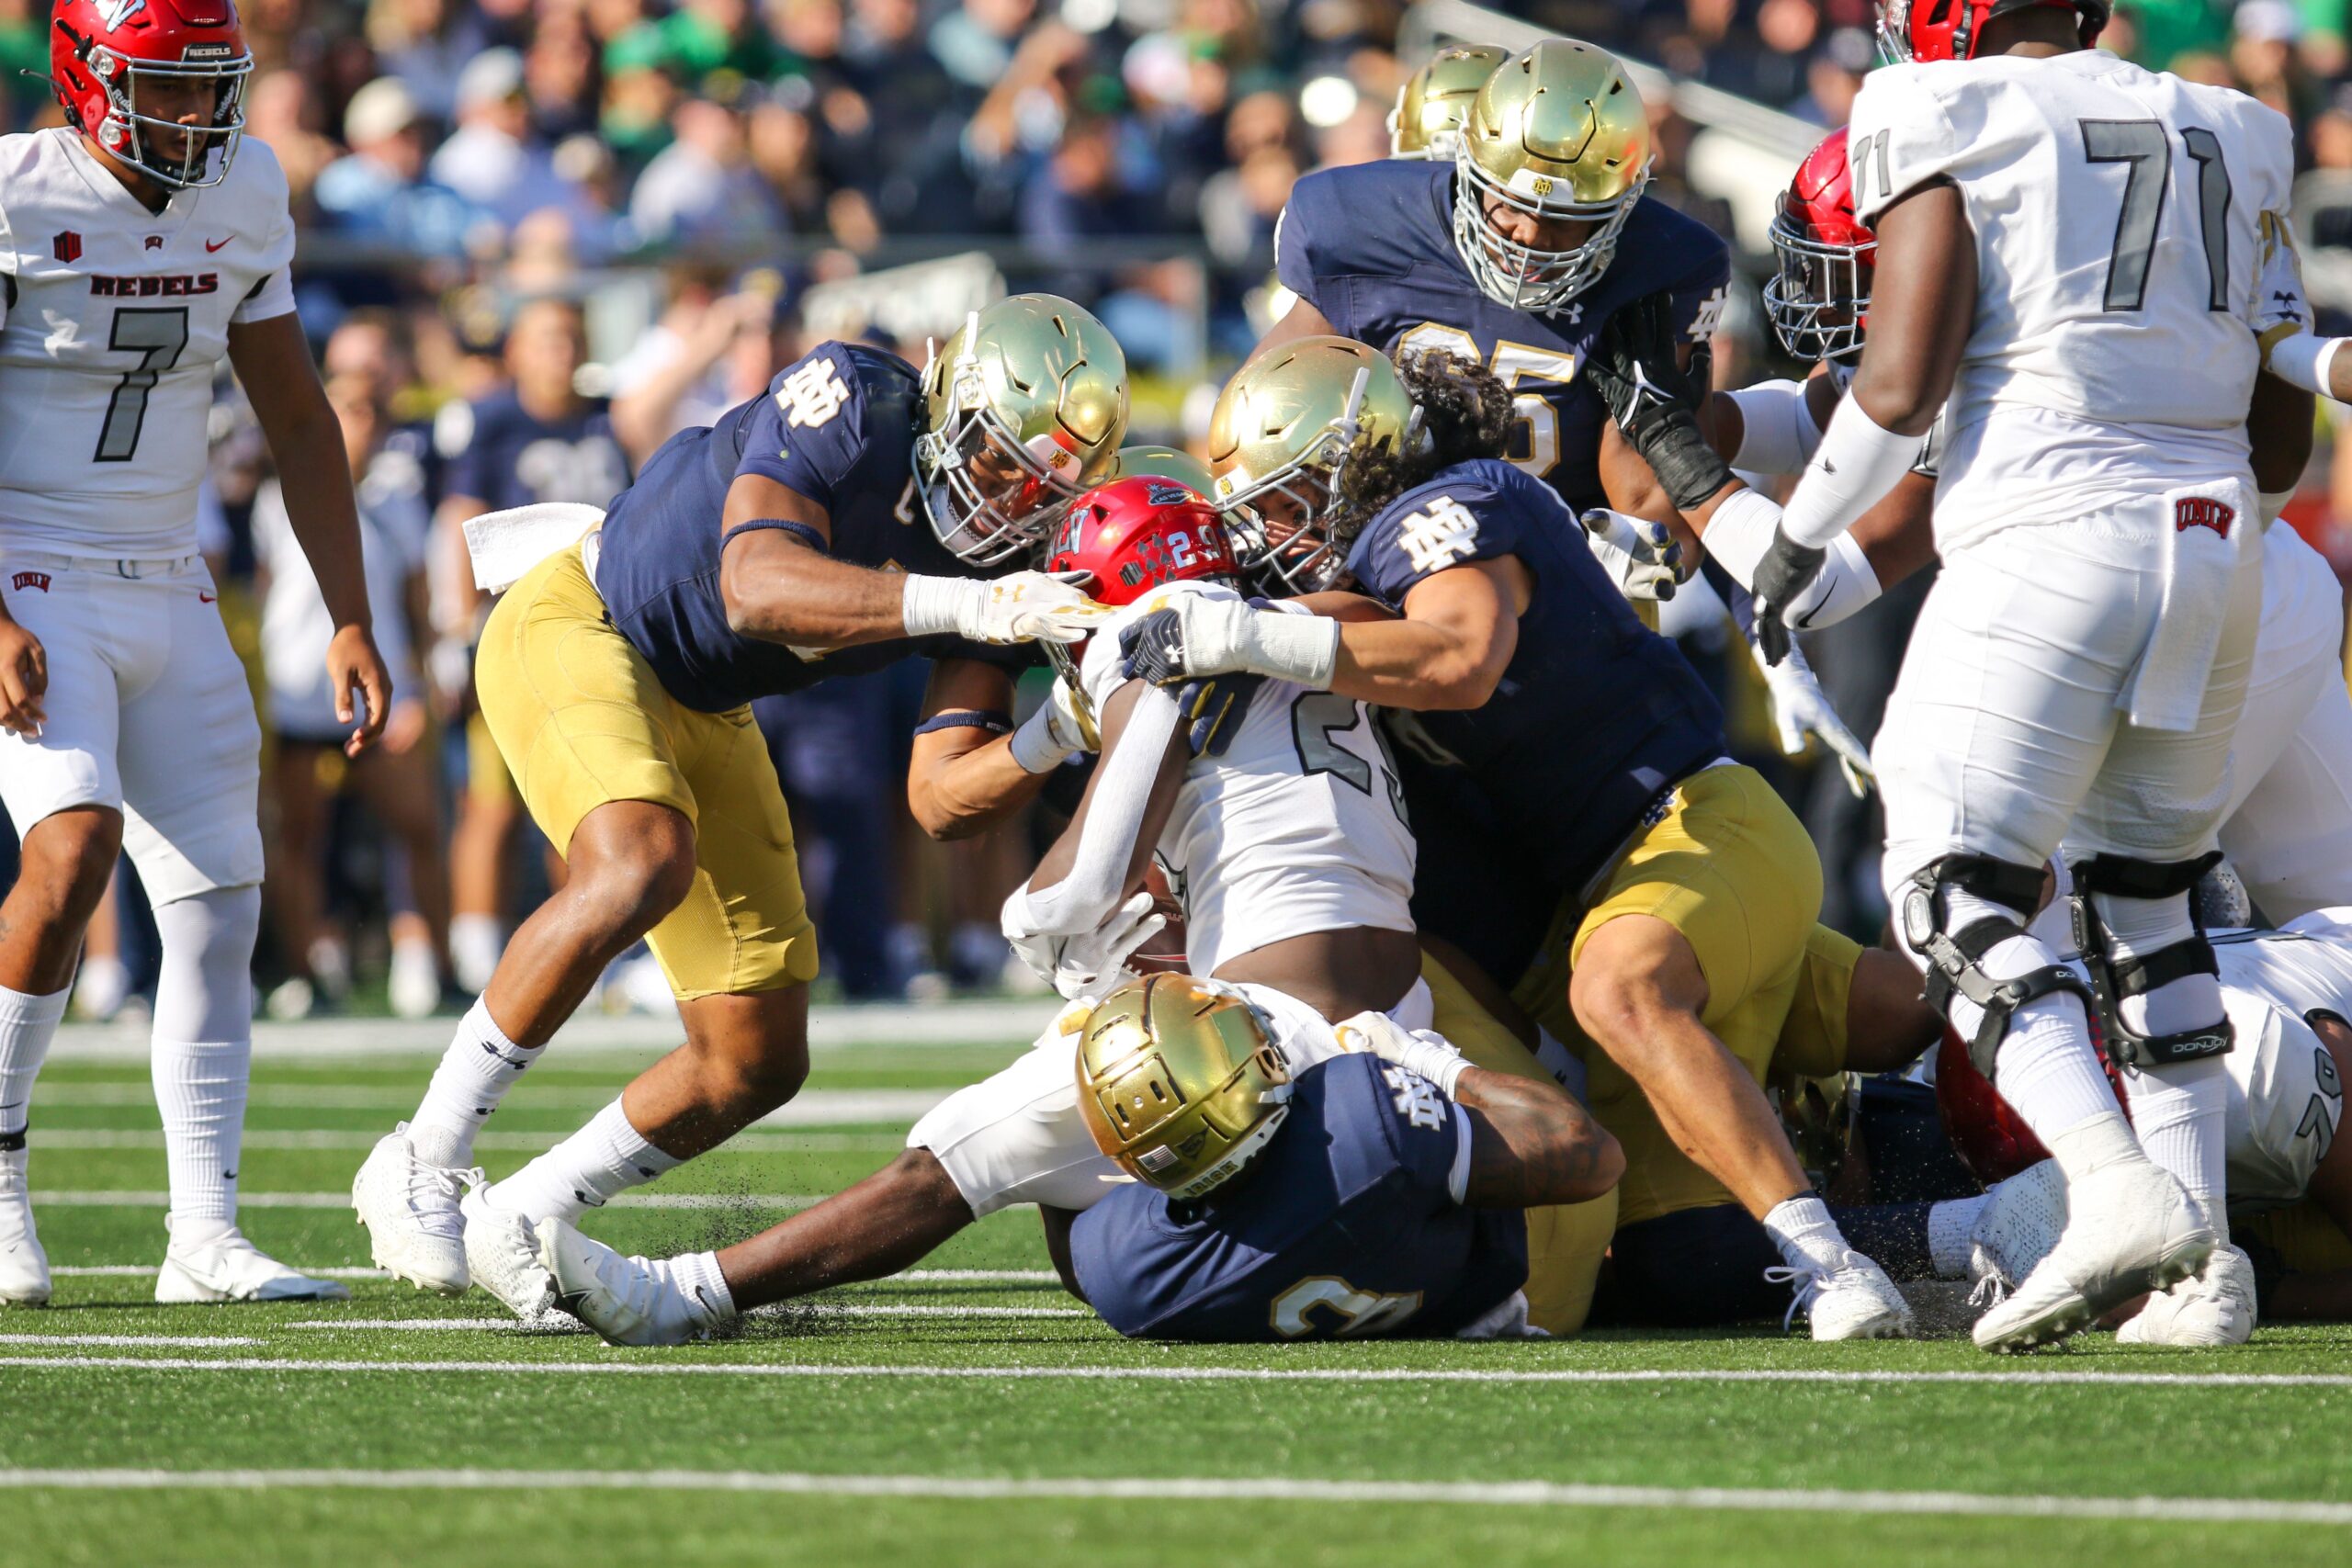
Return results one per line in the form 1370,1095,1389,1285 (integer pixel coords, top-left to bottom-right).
539,1017,1106,1345
115,566,344,1302
356,547,701,1292
1566,763,1909,1337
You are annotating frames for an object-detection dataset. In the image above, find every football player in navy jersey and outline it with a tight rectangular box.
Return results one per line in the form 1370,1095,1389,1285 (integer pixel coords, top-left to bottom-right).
1125,337,1917,1337
354,295,1130,1316
1060,978,1617,1343
1260,39,1727,532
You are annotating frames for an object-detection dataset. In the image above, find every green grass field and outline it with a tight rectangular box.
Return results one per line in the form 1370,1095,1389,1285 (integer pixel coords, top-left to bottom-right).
7,1015,2352,1568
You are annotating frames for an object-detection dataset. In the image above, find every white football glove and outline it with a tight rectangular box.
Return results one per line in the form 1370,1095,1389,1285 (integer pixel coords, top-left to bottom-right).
1007,890,1168,1001
1748,636,1874,798
1581,508,1683,604
1334,1010,1470,1098
903,570,1112,646
1008,674,1098,773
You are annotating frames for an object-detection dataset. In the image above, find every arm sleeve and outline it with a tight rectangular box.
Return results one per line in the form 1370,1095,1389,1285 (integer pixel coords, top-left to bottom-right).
1720,380,1822,473
1844,67,1968,228
1001,679,1183,938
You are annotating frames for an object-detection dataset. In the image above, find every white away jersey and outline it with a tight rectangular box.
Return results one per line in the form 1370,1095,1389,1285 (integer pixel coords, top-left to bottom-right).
2209,919,2350,1213
0,130,297,555
1846,52,2291,543
1079,581,1416,976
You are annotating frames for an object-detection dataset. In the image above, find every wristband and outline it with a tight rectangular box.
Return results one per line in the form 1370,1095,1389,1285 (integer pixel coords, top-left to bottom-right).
1392,1033,1470,1100
901,574,980,639
1239,609,1340,689
2266,332,2345,399
1009,702,1079,774
1780,399,1923,548
2260,489,2294,527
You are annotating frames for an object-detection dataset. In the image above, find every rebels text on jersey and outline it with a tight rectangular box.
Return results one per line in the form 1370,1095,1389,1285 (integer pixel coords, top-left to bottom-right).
1079,580,1416,976
442,391,631,513
1346,458,1724,982
1845,51,2294,545
592,342,1029,714
1069,1054,1528,1341
0,129,296,555
1276,160,1728,513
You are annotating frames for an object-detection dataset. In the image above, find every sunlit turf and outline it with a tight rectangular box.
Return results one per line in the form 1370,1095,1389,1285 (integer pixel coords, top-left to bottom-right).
6,1026,2351,1568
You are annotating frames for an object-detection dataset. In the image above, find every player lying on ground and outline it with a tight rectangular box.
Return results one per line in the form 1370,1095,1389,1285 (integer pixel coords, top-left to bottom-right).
1117,338,1914,1337
353,297,1127,1310
529,476,1622,1343
1,0,394,1304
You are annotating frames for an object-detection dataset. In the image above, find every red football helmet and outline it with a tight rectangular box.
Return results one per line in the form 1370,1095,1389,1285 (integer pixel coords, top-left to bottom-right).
51,0,253,190
1766,130,1875,365
1935,1022,2132,1188
1877,0,2109,63
1045,475,1238,610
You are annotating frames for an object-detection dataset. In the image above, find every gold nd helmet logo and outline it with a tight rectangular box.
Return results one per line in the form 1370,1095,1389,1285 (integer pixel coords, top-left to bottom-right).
1531,175,1554,197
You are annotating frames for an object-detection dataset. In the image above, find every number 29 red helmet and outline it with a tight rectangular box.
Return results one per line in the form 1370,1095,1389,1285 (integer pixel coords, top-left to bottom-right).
1045,475,1239,610
1877,0,2109,62
50,0,254,191
1766,130,1875,365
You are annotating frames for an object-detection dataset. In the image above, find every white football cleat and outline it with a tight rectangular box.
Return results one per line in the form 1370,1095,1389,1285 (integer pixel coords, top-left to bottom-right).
537,1217,705,1347
0,1147,49,1307
351,1126,475,1295
1967,1158,2069,1299
1769,1250,1915,1340
155,1226,352,1303
1973,1159,2213,1354
2117,1244,2257,1348
462,1185,554,1319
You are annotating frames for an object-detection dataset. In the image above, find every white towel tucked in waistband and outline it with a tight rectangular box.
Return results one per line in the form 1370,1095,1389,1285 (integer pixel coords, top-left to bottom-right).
462,502,607,593
2120,478,2252,733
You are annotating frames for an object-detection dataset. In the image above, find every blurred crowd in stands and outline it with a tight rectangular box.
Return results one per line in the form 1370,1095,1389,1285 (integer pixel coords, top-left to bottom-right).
8,0,2352,1018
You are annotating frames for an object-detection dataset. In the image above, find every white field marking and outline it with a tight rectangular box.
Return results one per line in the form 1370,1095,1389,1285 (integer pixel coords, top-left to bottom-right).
49,999,1047,1061
29,1191,820,1211
0,1335,261,1348
42,1265,1056,1286
283,1304,1090,1331
48,1265,389,1279
0,1469,2344,1525
25,1086,944,1127
26,1129,909,1155
8,1356,2352,1392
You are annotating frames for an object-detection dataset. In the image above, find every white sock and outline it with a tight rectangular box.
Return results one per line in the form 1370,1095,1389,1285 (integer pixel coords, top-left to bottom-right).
153,1037,248,1235
408,999,542,1169
450,914,504,995
1927,1193,1991,1279
1762,1192,1851,1274
486,1098,682,1224
1931,899,2125,1146
2091,890,2221,1036
0,983,69,1144
2120,1056,2230,1239
665,1248,738,1331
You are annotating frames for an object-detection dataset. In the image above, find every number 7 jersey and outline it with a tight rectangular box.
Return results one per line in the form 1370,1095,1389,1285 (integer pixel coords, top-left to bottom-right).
0,128,296,555
1845,51,2292,546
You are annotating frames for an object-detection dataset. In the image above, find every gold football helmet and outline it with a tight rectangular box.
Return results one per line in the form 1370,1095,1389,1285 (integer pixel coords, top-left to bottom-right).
916,294,1130,566
1205,337,1421,592
1389,44,1506,161
1076,975,1292,1202
1103,443,1218,502
1453,39,1652,314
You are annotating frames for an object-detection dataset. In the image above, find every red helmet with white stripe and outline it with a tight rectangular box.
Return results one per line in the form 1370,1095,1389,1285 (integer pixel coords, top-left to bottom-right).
1877,0,2109,63
50,0,253,190
1045,475,1239,610
1766,130,1876,364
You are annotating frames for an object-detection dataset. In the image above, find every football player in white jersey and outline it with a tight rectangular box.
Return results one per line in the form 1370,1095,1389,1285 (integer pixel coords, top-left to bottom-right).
518,479,1622,1345
1712,0,2299,1352
0,0,391,1305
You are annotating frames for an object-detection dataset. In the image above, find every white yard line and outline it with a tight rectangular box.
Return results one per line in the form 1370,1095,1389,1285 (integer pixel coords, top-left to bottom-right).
26,1129,910,1154
43,1265,1057,1285
0,1336,260,1348
285,1304,1089,1331
0,1467,2342,1525
48,1265,390,1279
30,1190,820,1211
6,1354,2352,1391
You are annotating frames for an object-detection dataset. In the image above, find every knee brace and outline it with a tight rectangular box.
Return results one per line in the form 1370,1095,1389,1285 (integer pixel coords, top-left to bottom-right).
1897,855,2094,1081
2067,852,2233,1068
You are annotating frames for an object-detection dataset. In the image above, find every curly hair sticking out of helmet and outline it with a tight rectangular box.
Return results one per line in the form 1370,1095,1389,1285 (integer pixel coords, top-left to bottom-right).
1334,349,1511,529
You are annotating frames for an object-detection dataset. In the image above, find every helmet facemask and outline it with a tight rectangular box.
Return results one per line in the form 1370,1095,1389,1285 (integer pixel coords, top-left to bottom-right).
1452,143,1649,315
1764,215,1874,363
72,38,251,191
915,316,1091,568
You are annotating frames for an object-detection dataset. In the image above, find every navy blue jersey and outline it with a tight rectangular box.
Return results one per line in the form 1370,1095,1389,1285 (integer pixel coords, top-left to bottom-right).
1348,459,1724,980
1278,160,1729,513
1071,1055,1527,1341
442,390,630,513
593,343,1030,714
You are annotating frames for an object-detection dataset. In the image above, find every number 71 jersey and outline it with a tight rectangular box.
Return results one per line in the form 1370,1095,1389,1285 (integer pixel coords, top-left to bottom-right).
1845,52,2292,476
0,129,297,556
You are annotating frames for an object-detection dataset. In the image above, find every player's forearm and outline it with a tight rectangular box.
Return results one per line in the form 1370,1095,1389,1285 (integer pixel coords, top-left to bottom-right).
1331,615,1507,712
2264,333,2352,403
1454,1066,1623,1208
721,548,915,650
1683,485,1884,626
908,733,1054,840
